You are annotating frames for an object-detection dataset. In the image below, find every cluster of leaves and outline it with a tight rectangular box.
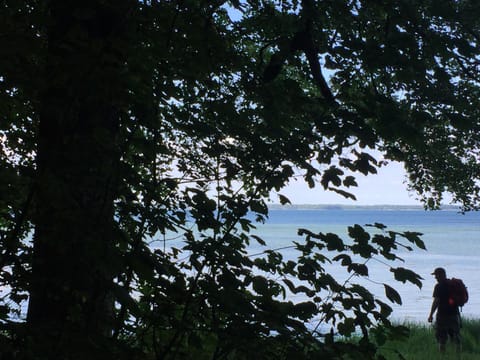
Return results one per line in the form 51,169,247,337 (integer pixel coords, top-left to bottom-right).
114,207,425,360
0,0,480,359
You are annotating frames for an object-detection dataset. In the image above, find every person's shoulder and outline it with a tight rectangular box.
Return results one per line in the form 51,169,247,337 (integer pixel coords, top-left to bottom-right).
433,281,447,295
437,280,448,289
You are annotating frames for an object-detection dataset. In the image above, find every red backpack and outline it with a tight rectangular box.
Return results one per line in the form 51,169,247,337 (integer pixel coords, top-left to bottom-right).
447,278,469,307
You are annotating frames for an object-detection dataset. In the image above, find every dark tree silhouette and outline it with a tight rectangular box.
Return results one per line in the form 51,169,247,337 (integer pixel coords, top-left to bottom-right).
1,1,480,359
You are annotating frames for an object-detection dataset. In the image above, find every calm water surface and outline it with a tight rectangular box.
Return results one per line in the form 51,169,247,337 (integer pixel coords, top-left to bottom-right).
251,208,480,324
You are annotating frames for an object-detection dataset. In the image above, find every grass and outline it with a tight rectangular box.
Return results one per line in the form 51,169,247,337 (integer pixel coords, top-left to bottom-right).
377,318,480,359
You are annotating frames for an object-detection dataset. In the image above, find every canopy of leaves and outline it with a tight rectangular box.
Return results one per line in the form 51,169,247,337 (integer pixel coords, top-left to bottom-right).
0,0,479,359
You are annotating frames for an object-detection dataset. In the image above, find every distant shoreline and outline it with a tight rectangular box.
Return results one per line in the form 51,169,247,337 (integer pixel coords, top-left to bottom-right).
267,204,461,211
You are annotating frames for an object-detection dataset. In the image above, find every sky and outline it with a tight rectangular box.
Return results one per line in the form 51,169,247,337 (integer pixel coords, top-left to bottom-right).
274,161,423,206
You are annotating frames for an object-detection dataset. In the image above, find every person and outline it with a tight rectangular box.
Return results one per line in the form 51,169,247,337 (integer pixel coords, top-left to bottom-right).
428,267,461,354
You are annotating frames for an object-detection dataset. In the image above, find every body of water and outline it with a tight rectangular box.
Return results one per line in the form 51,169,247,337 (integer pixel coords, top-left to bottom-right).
249,207,480,324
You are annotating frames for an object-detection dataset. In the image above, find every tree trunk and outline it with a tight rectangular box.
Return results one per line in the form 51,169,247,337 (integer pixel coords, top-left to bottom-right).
27,1,132,358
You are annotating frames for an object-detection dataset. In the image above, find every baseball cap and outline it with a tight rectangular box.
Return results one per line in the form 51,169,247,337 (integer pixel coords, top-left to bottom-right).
431,267,446,276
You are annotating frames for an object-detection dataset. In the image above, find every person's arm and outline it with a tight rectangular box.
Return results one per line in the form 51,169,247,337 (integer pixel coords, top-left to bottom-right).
428,297,439,322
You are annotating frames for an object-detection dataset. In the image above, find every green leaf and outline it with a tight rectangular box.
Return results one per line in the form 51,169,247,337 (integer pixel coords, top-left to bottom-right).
322,233,345,251
252,275,269,295
278,193,291,205
355,152,378,175
321,166,344,189
343,175,358,187
112,284,141,317
282,278,296,293
384,284,402,305
337,318,356,336
282,279,315,296
328,187,357,200
251,234,266,246
375,299,393,318
332,254,352,266
348,263,369,276
403,231,426,250
348,224,370,243
250,200,268,215
239,218,253,232
349,284,374,303
367,222,387,230
292,301,317,320
391,267,423,288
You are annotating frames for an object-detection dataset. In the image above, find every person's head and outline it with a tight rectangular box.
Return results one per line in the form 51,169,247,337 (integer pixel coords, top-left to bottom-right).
431,267,447,281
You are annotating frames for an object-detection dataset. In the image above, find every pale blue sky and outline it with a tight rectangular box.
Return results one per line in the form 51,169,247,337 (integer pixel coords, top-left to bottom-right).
276,161,423,205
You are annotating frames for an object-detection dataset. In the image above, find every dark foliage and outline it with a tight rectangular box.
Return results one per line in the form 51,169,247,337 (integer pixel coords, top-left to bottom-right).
1,1,480,358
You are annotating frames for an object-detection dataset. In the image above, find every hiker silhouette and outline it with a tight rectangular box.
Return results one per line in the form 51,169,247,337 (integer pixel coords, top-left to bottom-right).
428,267,461,354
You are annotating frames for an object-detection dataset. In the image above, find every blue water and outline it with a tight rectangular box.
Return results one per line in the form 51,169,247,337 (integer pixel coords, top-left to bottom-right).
250,208,480,323
264,208,480,227
156,208,479,324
